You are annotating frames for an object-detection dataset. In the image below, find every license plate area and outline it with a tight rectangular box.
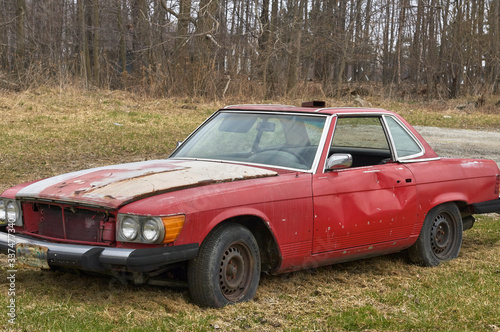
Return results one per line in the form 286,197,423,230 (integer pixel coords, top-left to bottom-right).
16,243,50,269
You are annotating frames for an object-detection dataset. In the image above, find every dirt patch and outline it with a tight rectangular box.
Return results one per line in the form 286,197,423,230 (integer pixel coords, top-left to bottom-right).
415,126,500,167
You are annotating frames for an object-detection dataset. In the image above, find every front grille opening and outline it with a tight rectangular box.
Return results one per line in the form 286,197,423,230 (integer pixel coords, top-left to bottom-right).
39,204,64,238
23,202,112,243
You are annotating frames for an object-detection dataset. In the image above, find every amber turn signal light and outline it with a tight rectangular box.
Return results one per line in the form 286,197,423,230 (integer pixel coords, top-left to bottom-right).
161,215,186,243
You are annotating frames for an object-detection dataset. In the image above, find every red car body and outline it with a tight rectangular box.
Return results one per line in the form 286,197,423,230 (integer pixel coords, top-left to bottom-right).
1,103,499,307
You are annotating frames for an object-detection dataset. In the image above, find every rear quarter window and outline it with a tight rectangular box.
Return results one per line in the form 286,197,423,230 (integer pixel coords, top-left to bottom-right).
384,116,423,158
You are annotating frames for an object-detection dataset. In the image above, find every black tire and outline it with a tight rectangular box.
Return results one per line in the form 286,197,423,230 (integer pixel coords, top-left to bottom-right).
408,202,463,266
188,223,261,308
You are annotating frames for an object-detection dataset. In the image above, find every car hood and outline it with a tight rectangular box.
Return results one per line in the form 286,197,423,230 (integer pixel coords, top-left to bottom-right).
15,159,278,209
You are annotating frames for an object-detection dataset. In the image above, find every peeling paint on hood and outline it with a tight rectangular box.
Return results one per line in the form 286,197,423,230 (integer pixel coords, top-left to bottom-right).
15,160,277,208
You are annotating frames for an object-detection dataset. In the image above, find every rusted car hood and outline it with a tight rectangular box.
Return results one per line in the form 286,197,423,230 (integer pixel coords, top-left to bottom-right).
15,159,277,208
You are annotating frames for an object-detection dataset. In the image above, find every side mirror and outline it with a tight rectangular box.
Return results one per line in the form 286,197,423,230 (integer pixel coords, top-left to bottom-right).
326,153,353,171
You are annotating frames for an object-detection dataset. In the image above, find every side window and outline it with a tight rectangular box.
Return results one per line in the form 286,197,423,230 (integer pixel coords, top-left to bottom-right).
331,117,392,167
384,116,423,159
332,117,389,149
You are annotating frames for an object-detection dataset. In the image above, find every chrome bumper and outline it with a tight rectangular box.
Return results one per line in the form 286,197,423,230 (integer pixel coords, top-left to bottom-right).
0,231,198,273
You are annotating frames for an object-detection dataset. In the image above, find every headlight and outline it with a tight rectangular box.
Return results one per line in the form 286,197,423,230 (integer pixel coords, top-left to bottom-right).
0,199,22,226
117,214,185,244
6,201,17,223
0,200,5,222
142,218,163,243
120,216,139,241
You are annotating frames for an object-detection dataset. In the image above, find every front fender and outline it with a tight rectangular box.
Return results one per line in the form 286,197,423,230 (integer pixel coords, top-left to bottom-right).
207,207,273,234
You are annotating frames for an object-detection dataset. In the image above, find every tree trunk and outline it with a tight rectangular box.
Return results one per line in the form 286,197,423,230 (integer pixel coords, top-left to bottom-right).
117,0,127,87
338,1,353,98
259,0,270,51
362,0,372,81
449,0,464,98
490,0,500,92
411,0,424,89
382,0,392,85
0,0,8,70
286,0,304,94
92,0,100,83
259,0,270,94
264,0,279,98
396,0,407,86
132,0,150,78
426,0,438,99
175,0,192,94
78,0,91,84
353,0,362,82
16,0,26,68
195,0,220,96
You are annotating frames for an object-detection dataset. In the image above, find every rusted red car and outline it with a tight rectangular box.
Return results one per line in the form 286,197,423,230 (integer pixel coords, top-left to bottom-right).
1,102,500,307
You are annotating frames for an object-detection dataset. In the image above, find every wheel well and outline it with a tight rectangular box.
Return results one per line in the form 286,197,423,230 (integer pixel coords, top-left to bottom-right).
452,200,475,219
432,201,469,217
454,200,476,231
219,216,281,274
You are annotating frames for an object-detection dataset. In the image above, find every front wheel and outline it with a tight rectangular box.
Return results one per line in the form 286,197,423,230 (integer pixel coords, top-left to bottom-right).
408,203,463,266
188,223,261,308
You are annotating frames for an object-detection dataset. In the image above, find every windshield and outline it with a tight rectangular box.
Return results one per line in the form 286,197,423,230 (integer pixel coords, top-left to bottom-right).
171,112,328,170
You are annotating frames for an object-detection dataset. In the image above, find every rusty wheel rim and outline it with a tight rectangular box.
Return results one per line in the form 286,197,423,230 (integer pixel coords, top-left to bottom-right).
430,212,455,259
219,242,254,302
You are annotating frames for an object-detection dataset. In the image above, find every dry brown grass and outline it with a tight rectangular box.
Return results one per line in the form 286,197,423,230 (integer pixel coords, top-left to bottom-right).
0,87,499,331
1,221,498,331
0,87,222,190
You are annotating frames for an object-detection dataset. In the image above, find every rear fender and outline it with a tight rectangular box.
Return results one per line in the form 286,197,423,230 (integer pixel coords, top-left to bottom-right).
428,193,469,213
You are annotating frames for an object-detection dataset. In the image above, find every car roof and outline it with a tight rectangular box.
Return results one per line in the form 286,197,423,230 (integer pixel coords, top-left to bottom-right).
222,104,397,116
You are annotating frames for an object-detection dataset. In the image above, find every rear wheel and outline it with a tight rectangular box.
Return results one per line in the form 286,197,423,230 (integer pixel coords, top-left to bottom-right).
408,203,463,266
188,223,261,308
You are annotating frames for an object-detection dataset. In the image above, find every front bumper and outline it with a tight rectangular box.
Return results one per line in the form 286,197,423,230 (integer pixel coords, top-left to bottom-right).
0,231,198,273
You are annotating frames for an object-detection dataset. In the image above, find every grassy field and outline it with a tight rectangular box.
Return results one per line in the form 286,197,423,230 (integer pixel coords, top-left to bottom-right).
0,87,499,331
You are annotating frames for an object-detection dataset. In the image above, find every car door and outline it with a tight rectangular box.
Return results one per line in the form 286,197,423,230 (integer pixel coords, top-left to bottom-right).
312,115,419,254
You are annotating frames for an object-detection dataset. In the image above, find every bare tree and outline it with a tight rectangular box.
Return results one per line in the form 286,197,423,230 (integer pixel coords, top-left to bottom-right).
1,0,498,99
92,0,100,83
490,0,500,91
16,0,26,68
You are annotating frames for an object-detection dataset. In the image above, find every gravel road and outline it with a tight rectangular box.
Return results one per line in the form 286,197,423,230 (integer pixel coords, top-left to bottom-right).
415,126,500,167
